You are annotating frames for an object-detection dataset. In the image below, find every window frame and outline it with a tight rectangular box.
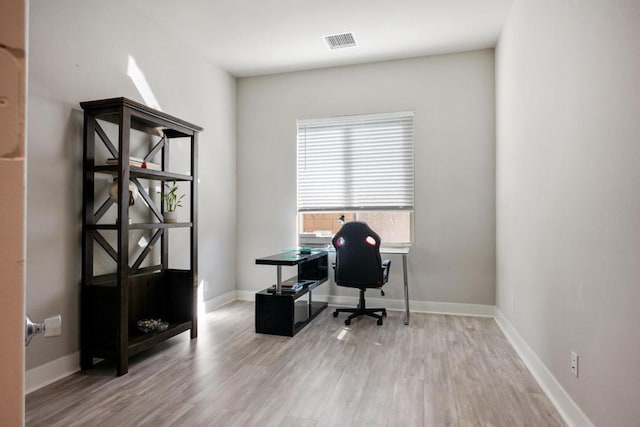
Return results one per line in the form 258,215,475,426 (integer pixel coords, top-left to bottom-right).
296,111,415,246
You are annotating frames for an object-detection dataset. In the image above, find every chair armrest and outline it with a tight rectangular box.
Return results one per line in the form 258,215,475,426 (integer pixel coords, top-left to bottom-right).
382,259,391,283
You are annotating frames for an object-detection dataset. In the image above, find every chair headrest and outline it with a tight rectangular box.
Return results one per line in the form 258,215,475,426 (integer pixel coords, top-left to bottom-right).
332,221,381,249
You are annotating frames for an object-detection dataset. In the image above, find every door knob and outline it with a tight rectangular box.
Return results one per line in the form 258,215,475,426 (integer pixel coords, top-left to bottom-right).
25,314,61,346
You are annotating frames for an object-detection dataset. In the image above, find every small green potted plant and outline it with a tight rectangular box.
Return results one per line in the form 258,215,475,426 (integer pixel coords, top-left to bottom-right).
159,180,185,223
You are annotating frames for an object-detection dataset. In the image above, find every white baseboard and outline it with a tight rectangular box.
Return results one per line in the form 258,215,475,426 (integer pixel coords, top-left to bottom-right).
236,290,494,317
403,299,495,317
327,295,494,317
494,309,594,427
236,290,256,302
203,290,238,313
26,351,80,395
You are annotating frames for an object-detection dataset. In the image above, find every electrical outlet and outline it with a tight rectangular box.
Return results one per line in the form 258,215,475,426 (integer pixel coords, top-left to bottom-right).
571,351,579,377
200,279,209,294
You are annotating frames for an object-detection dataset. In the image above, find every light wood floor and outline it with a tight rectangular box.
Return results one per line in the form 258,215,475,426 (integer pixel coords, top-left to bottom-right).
26,301,565,427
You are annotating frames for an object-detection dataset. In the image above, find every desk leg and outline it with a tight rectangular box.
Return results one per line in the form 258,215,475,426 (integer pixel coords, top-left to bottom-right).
276,265,282,294
402,254,409,325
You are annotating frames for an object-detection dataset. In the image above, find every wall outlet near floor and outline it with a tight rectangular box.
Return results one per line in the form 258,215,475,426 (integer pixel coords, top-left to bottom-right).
200,279,209,294
571,351,579,377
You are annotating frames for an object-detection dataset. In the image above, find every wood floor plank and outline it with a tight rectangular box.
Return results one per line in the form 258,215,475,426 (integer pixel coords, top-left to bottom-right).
424,380,459,426
316,372,370,426
389,376,425,427
26,301,565,427
279,416,317,427
352,360,396,426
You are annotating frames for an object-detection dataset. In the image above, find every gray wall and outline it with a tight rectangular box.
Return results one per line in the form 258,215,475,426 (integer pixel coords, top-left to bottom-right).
26,0,237,370
237,50,496,305
496,0,640,425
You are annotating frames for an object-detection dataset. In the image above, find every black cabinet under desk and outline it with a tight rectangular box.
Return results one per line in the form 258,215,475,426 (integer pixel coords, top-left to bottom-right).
255,282,327,336
255,251,328,336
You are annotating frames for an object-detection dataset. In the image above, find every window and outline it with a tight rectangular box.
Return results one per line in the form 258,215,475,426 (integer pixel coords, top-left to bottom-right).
297,111,414,245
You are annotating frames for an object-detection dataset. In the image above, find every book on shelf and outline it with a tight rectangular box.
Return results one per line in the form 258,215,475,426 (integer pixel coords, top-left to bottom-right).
106,157,161,170
267,287,300,293
141,161,161,170
106,156,144,166
268,281,304,293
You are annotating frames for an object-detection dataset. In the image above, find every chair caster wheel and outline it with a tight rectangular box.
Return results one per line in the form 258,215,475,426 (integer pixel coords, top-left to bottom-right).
382,310,387,317
333,311,339,317
377,318,383,325
345,319,351,325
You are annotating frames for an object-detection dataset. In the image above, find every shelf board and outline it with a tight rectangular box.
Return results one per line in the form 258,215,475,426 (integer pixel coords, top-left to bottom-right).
84,322,193,361
80,97,203,137
88,265,164,286
128,321,192,357
92,165,192,182
89,222,192,230
132,222,192,229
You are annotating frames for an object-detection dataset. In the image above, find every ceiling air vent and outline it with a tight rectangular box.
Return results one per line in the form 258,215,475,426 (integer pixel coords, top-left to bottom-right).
324,32,357,49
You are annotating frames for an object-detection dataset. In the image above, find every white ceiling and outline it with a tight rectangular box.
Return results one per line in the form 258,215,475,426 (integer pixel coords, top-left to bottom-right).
134,0,514,77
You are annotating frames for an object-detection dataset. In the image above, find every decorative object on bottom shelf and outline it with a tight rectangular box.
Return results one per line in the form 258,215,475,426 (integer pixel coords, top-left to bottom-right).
159,179,184,223
137,318,169,333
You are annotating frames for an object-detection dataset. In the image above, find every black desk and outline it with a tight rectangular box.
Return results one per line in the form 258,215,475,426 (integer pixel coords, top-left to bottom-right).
255,251,328,336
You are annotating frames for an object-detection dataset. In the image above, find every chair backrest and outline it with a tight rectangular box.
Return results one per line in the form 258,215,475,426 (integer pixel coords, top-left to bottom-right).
332,221,383,287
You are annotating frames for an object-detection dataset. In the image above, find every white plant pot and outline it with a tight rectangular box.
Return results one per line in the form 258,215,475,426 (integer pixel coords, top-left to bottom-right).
163,211,178,223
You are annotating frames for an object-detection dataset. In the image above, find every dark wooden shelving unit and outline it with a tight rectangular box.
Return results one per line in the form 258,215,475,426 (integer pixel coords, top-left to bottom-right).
80,97,202,376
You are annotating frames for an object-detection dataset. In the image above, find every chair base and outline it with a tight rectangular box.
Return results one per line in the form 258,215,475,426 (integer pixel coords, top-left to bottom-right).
333,288,387,325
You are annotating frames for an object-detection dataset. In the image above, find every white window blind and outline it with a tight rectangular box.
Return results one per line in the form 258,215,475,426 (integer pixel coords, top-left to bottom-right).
297,111,414,212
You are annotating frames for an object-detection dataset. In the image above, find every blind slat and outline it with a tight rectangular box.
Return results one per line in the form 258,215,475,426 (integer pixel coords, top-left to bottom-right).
297,111,414,211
